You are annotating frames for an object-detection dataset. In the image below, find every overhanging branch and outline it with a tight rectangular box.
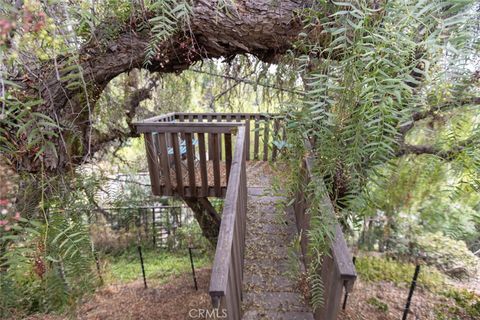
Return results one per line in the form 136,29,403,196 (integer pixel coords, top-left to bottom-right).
396,135,478,160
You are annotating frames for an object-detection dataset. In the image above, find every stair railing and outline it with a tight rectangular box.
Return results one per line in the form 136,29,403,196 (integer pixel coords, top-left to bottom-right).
292,154,357,320
209,126,247,320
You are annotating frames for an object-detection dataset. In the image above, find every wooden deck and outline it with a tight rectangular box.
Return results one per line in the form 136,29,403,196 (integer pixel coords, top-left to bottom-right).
242,162,313,320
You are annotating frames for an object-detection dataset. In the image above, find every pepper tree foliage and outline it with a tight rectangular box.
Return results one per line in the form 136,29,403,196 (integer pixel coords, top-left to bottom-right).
0,0,192,316
0,0,478,315
282,0,479,308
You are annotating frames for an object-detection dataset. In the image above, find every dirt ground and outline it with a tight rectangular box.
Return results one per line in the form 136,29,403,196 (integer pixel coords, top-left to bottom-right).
340,280,451,320
24,269,213,320
23,269,478,320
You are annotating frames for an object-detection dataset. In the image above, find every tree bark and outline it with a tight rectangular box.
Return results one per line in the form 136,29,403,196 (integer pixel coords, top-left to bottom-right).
6,0,307,174
183,197,221,246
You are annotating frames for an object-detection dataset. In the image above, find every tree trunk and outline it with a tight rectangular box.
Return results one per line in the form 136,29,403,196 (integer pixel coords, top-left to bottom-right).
4,0,312,249
183,197,221,246
5,0,307,174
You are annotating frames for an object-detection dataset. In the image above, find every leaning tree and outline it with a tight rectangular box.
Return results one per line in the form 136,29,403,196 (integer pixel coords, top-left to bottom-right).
0,0,478,314
1,0,478,241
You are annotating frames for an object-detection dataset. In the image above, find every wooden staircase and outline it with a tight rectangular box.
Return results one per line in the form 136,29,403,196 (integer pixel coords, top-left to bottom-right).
242,163,313,320
135,112,356,320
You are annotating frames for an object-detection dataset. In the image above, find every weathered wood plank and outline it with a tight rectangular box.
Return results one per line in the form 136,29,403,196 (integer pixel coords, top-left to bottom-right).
173,112,277,118
136,122,240,133
185,132,196,197
144,133,161,195
212,133,221,196
245,118,251,161
254,115,260,160
178,114,186,140
225,133,232,184
136,112,175,123
216,115,223,161
157,132,172,195
198,132,208,197
272,118,280,161
290,152,357,320
209,127,246,317
263,118,269,161
207,114,214,160
171,133,184,196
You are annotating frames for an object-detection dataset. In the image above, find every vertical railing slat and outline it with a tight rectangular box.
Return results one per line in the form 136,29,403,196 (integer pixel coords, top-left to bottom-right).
216,114,223,160
171,132,184,196
198,132,208,197
144,133,161,195
272,118,280,161
254,115,260,160
225,133,232,184
212,133,221,196
245,117,250,161
157,132,172,195
263,117,269,161
185,132,196,197
178,114,185,141
208,115,214,160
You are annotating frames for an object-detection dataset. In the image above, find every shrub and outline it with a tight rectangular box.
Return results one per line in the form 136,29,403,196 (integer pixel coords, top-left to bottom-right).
414,232,479,279
435,288,480,319
90,223,137,254
367,297,388,312
355,255,445,291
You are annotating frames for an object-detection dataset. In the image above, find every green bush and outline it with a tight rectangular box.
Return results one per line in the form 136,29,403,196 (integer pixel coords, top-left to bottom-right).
435,288,480,319
355,255,445,291
367,297,388,312
444,289,480,318
414,232,479,279
0,216,99,318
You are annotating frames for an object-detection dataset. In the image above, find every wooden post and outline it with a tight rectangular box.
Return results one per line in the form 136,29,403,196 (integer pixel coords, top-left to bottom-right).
342,256,356,310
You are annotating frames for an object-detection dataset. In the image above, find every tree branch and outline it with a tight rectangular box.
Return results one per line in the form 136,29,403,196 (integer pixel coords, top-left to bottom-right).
90,75,160,155
398,97,480,136
190,68,304,95
396,135,478,160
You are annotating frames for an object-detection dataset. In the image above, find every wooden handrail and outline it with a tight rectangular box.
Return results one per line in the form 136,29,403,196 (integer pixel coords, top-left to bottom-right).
135,121,241,133
138,112,277,123
135,112,286,198
209,126,247,320
292,155,357,320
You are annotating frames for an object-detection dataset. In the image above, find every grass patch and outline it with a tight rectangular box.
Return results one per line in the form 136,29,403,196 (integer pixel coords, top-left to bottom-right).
103,246,212,285
355,255,445,292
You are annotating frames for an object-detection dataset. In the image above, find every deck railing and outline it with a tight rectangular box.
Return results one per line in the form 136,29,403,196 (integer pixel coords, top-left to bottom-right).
135,114,252,318
292,155,357,320
135,112,284,198
209,126,247,320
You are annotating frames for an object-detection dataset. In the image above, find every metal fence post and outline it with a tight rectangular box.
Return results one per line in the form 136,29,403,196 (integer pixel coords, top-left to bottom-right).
402,265,421,320
137,245,147,289
189,247,198,291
